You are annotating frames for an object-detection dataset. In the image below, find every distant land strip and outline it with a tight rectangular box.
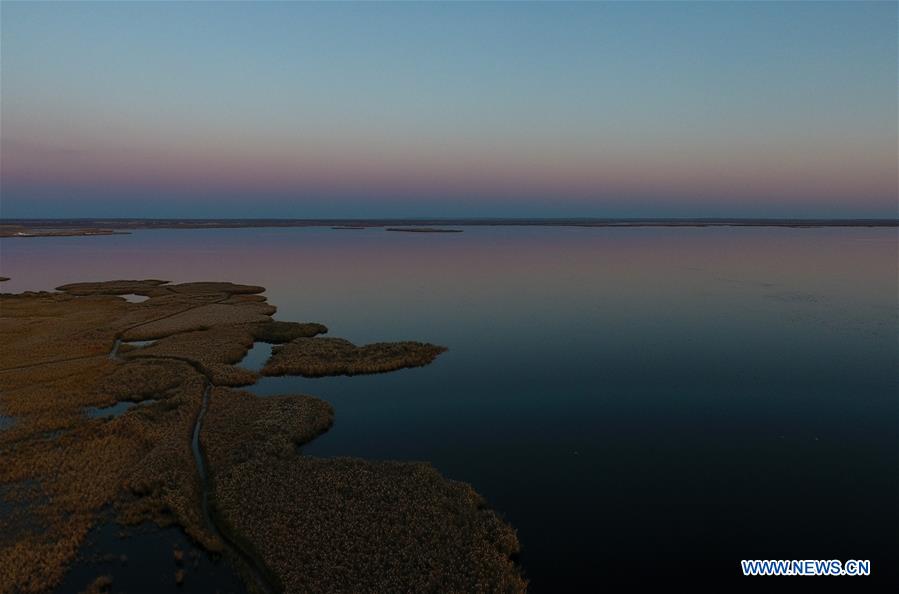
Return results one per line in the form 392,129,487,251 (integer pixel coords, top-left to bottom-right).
385,227,463,233
1,217,897,237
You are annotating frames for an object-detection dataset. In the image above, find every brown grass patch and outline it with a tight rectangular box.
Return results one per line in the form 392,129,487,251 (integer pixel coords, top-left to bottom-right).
249,320,328,343
262,337,446,377
0,355,216,592
167,282,264,296
2,279,520,594
121,302,275,341
0,292,128,368
202,388,524,593
202,388,334,468
56,280,170,297
123,326,258,386
0,284,256,592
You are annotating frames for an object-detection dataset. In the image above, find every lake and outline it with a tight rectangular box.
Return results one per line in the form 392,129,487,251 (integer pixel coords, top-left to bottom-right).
2,225,897,589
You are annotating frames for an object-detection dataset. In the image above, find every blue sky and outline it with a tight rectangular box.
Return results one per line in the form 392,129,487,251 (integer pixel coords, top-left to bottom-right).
1,1,896,218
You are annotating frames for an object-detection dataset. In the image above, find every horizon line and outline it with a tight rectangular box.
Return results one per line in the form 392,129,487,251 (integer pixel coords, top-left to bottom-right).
2,216,898,228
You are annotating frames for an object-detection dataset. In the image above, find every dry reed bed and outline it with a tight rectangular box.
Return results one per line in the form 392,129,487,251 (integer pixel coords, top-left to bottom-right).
214,457,525,593
250,320,328,343
118,321,329,386
1,279,523,593
202,389,526,593
262,337,446,377
121,326,258,386
120,302,276,342
0,293,132,367
0,281,269,591
56,280,171,298
201,388,335,469
0,356,215,592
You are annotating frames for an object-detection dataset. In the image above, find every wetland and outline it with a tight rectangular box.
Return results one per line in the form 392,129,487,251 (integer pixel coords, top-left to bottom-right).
1,225,897,590
0,278,523,593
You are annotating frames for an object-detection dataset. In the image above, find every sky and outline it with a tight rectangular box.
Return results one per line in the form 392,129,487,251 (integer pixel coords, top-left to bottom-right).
1,1,896,219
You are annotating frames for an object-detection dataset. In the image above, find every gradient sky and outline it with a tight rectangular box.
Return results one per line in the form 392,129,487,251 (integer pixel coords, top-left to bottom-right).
1,1,896,218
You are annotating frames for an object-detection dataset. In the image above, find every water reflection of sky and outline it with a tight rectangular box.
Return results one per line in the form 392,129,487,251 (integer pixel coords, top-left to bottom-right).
2,226,897,588
84,400,156,419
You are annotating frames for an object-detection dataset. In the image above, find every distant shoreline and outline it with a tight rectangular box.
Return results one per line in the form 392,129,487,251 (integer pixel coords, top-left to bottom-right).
0,226,128,238
2,217,897,235
385,227,464,233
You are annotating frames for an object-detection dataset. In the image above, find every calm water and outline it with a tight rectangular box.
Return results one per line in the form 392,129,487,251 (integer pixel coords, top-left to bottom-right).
2,226,897,589
84,400,157,419
53,521,244,594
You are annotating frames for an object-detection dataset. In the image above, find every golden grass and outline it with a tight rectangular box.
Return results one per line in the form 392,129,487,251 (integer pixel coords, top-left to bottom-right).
122,326,258,386
224,294,268,303
121,302,275,341
1,279,522,594
97,359,188,402
0,292,129,367
202,388,335,467
262,337,446,377
167,282,265,296
202,388,524,593
0,282,274,591
0,356,215,592
56,280,264,297
249,320,328,343
56,280,170,297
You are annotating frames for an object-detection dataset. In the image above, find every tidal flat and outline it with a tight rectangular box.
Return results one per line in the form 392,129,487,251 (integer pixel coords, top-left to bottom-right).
0,280,525,593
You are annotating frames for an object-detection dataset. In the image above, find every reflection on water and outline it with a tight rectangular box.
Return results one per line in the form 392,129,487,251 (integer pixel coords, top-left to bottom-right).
238,342,274,373
54,522,245,594
2,226,897,589
84,400,157,419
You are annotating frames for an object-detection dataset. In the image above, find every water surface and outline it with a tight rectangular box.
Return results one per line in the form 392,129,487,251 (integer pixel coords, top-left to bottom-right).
54,522,244,594
2,226,897,588
84,400,157,419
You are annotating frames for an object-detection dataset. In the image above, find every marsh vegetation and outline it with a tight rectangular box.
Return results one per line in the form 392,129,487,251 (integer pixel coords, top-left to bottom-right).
262,337,447,377
0,279,523,593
